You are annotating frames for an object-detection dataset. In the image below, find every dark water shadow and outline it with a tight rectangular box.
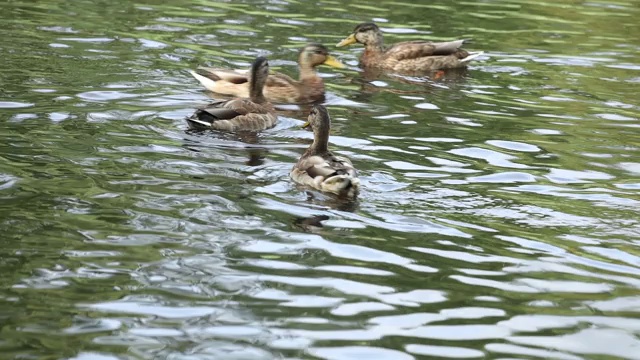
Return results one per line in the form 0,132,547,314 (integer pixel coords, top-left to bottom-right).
294,214,331,231
291,190,359,232
182,128,267,167
348,67,471,104
362,66,470,83
303,189,360,212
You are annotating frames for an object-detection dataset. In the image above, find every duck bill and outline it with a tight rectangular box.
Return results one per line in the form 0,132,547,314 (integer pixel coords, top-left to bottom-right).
336,34,356,47
301,121,310,128
322,55,345,68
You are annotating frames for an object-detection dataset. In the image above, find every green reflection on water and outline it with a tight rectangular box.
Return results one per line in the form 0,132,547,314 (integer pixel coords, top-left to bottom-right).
1,0,640,359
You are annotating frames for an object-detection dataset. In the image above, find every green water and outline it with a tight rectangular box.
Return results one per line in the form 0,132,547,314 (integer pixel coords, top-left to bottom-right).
1,0,640,359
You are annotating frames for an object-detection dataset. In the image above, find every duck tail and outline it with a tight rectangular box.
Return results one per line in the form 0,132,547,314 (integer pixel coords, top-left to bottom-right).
184,115,212,130
323,175,361,196
460,51,484,63
432,39,467,55
189,70,218,92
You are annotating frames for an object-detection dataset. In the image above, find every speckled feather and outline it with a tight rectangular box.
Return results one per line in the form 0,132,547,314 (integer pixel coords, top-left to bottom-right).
338,22,482,72
186,98,276,131
362,40,472,72
290,105,359,197
186,56,278,132
190,44,340,104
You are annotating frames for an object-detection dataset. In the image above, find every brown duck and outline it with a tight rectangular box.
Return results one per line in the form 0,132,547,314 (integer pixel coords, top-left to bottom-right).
290,105,359,197
190,44,344,104
336,22,483,72
186,56,277,131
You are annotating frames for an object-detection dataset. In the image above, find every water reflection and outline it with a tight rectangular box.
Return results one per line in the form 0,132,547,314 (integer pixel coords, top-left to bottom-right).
353,67,472,106
361,66,471,83
1,0,640,359
294,214,330,231
302,190,360,212
183,130,268,167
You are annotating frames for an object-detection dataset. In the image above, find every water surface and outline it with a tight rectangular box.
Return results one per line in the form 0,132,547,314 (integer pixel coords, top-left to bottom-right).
1,0,640,359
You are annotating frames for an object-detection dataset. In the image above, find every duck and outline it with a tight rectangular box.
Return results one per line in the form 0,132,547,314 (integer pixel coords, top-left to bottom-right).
186,56,277,131
336,22,483,72
189,44,345,104
290,105,359,197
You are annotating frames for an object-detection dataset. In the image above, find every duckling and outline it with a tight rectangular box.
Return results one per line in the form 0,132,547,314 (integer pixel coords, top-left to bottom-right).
336,22,483,72
190,44,344,104
186,56,277,131
290,105,359,197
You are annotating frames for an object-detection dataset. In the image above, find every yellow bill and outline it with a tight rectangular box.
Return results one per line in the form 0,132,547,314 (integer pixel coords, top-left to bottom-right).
322,55,345,68
301,121,310,128
336,34,357,47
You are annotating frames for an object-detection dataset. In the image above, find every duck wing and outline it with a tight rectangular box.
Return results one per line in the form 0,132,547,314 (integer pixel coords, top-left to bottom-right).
186,99,275,131
385,40,467,61
195,67,249,84
300,153,356,179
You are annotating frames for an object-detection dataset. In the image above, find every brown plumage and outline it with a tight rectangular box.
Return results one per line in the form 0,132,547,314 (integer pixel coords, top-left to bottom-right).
290,105,359,197
186,56,277,131
336,22,483,72
189,44,344,104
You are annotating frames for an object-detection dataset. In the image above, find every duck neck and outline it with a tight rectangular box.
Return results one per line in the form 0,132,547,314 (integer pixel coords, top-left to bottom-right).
363,42,385,67
249,79,266,104
365,34,384,52
249,64,267,103
310,126,329,153
299,63,318,81
298,54,319,81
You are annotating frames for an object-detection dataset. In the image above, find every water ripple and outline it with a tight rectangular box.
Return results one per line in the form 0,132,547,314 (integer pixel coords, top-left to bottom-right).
1,0,640,359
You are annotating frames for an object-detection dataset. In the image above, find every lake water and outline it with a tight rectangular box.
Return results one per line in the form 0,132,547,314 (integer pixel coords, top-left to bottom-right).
1,0,640,359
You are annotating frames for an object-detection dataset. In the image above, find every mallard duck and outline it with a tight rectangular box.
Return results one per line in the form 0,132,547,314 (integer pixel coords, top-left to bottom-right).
336,22,483,72
186,56,277,131
189,44,344,104
290,105,359,197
